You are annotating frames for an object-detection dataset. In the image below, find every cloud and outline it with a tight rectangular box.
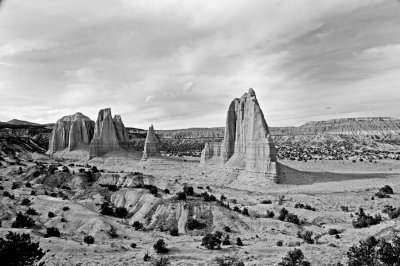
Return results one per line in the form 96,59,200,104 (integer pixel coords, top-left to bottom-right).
0,39,56,58
0,0,399,129
182,81,195,92
145,95,154,103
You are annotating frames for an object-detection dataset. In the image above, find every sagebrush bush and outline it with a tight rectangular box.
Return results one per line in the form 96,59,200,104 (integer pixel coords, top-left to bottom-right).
26,208,38,215
187,218,206,230
352,208,382,228
297,231,314,244
153,239,168,253
132,221,144,230
170,227,179,236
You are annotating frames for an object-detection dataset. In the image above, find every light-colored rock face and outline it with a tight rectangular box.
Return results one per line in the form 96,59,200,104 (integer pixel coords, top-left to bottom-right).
201,89,278,182
200,142,222,163
89,108,130,158
47,112,94,154
142,125,160,160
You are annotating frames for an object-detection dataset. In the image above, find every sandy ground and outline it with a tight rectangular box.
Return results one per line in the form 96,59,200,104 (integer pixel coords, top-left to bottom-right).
1,154,400,265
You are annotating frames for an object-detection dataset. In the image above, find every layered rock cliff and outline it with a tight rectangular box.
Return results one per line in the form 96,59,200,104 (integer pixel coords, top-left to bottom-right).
89,108,130,158
142,125,160,160
201,89,278,182
47,112,94,154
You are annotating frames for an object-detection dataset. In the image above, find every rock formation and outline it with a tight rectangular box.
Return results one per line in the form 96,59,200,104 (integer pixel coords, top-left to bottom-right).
142,125,160,160
89,108,130,158
201,89,278,182
47,112,94,154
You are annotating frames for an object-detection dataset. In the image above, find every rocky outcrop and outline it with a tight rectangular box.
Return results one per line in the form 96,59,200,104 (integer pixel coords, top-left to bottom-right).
201,89,278,182
47,112,94,154
142,125,160,160
200,142,222,163
89,108,130,158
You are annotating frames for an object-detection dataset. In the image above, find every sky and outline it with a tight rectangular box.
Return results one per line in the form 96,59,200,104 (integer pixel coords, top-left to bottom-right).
0,0,400,129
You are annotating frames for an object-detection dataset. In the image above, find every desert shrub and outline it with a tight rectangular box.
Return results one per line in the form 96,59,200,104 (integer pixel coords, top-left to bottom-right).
297,231,314,244
183,186,194,196
132,221,144,230
143,251,151,261
32,170,41,178
379,185,394,195
130,243,137,248
107,226,118,238
79,168,85,173
223,226,231,232
91,166,98,173
222,234,230,245
177,191,186,200
286,213,301,225
187,218,207,230
214,257,245,266
341,206,349,212
261,199,272,204
278,248,311,266
328,229,339,235
0,186,3,190
266,210,275,218
220,194,227,201
375,191,390,198
26,208,38,215
8,194,15,200
2,191,10,197
62,206,69,211
278,208,289,221
115,207,128,218
236,237,243,246
277,240,283,246
170,227,179,236
202,233,222,250
108,185,118,192
11,182,19,190
233,206,241,213
83,235,94,244
100,202,114,216
149,186,158,195
48,212,55,218
347,236,400,266
44,227,60,238
25,182,32,188
50,192,58,198
61,166,69,173
383,205,400,219
11,212,35,228
152,257,169,266
163,189,170,194
60,218,67,223
294,203,316,211
30,191,36,196
0,231,46,266
352,208,382,228
21,198,31,206
153,239,168,253
241,208,249,216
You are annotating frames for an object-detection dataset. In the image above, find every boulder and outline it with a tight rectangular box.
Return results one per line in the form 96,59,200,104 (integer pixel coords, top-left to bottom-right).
142,125,160,160
89,108,130,158
47,112,94,154
201,89,278,182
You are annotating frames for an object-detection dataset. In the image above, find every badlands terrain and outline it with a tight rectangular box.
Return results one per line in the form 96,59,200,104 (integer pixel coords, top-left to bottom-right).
1,90,400,265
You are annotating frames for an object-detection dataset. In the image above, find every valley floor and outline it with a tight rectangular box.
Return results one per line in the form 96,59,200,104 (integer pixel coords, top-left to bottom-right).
1,154,400,265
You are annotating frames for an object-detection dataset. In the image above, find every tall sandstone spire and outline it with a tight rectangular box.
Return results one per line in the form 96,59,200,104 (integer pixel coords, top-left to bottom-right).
47,112,94,154
89,108,130,158
200,89,278,182
142,125,160,160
